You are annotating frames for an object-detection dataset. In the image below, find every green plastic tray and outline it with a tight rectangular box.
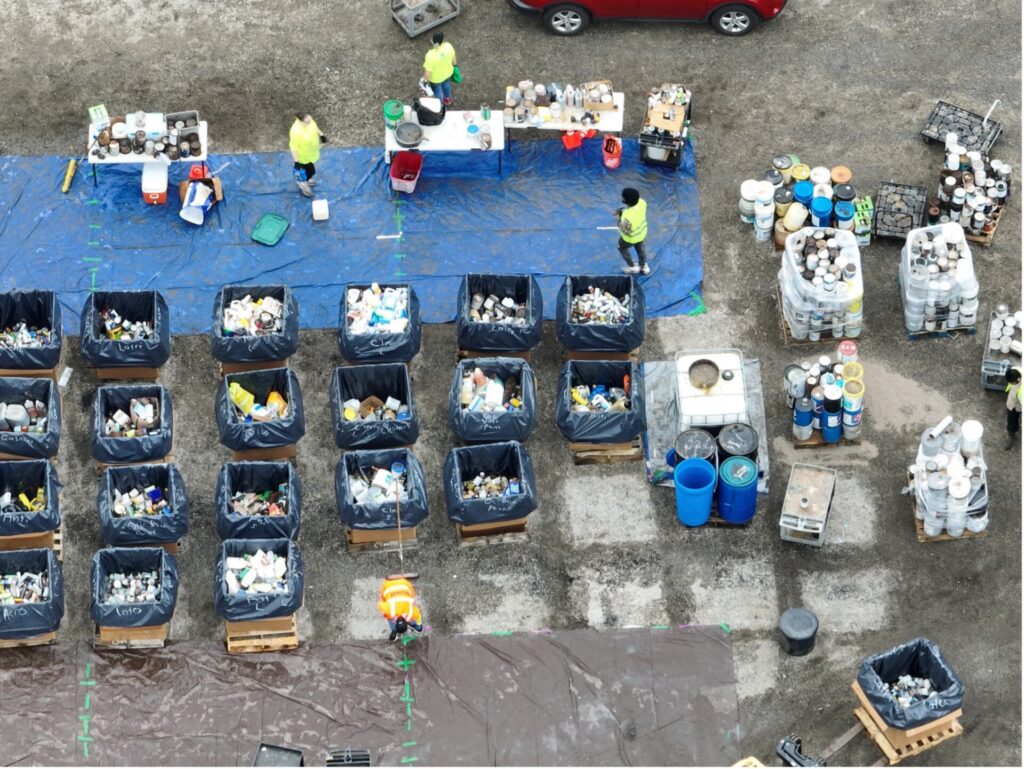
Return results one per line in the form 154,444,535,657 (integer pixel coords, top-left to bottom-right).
251,213,290,246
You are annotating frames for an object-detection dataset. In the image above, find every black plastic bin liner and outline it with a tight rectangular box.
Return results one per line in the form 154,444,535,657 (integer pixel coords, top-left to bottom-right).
0,376,61,459
448,357,538,443
0,459,61,536
338,284,422,362
79,290,172,368
0,290,62,370
335,448,429,530
215,368,305,451
556,360,646,444
456,274,543,352
91,384,173,464
856,637,965,730
0,548,63,640
330,363,419,449
210,285,300,363
555,275,645,352
216,461,301,540
443,441,537,525
214,538,304,622
97,463,190,546
89,547,179,628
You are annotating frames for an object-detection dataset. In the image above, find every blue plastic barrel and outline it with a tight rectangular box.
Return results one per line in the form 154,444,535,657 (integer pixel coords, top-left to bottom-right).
717,457,758,524
674,458,716,527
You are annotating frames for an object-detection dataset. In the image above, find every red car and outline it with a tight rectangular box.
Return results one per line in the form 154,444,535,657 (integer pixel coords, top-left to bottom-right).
507,0,786,36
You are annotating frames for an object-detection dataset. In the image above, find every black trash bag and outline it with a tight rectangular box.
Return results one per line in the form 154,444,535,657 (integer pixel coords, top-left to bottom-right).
214,538,304,622
856,637,965,730
443,441,537,525
338,284,422,363
97,463,190,546
215,368,305,451
448,357,538,443
0,376,61,459
91,384,173,464
335,448,429,530
210,285,300,363
89,547,179,628
0,548,63,640
0,290,62,370
215,461,301,540
0,459,61,537
456,274,543,352
330,363,419,449
555,360,646,444
555,275,646,352
79,290,172,368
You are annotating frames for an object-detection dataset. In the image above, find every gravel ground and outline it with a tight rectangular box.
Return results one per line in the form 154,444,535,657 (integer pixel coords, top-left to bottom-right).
0,0,1020,764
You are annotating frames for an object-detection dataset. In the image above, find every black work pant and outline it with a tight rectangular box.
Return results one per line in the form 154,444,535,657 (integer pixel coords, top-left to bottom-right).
1009,408,1021,436
293,161,316,181
618,237,647,267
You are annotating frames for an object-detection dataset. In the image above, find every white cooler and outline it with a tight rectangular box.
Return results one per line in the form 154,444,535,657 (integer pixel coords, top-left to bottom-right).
141,162,168,205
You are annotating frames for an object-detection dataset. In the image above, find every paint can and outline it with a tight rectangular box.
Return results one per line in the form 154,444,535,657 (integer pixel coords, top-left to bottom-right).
782,202,808,232
717,423,759,462
841,361,863,382
774,186,794,217
834,201,855,230
966,510,989,533
792,397,814,441
822,406,843,444
778,608,818,656
810,197,833,228
716,457,758,524
791,163,811,182
960,420,983,456
754,221,773,242
838,340,858,363
842,402,862,440
809,166,831,186
922,505,944,537
773,218,789,249
793,180,814,207
754,181,775,206
833,183,856,203
830,165,853,185
764,169,784,189
773,154,793,184
810,386,825,430
926,472,948,509
813,182,834,200
738,179,758,223
841,377,864,412
941,422,962,453
784,365,806,407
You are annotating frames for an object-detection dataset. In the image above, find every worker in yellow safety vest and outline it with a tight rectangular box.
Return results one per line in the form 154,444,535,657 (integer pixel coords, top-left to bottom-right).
615,187,649,275
378,578,424,641
1005,366,1022,450
289,112,325,197
422,32,457,106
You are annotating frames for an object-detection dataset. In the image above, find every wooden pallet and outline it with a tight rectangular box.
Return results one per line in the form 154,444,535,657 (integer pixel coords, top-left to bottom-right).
0,520,63,561
219,358,289,376
569,437,643,464
561,348,639,362
852,681,963,765
906,325,977,341
0,630,57,649
0,366,58,382
119,540,181,555
346,526,418,554
792,430,862,449
94,622,168,649
231,444,297,462
225,614,299,654
456,516,530,547
909,491,988,543
96,453,174,476
965,205,1002,248
0,452,57,463
776,286,856,347
94,366,160,382
458,347,532,363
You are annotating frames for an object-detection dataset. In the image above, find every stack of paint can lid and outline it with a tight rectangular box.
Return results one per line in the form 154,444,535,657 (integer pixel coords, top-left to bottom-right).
910,417,988,537
930,133,1011,240
785,342,864,444
778,227,864,341
899,223,979,334
739,158,858,248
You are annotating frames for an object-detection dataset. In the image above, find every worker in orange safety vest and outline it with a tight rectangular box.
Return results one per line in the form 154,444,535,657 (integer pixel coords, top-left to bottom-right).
378,578,424,641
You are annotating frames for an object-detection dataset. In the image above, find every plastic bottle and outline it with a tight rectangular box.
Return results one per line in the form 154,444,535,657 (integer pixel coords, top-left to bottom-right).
229,382,255,415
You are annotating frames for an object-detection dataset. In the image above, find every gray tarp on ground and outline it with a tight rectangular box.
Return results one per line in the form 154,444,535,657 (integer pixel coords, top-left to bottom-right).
0,626,739,766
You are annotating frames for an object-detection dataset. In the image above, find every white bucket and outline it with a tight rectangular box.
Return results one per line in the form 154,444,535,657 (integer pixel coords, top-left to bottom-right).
312,199,330,221
960,420,983,456
966,511,989,532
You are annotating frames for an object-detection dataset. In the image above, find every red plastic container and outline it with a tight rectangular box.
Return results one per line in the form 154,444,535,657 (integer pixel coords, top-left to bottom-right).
602,136,622,169
390,152,424,193
562,131,584,151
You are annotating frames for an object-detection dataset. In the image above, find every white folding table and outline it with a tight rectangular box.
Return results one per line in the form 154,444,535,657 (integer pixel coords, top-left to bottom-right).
384,110,506,173
86,120,209,188
502,92,626,134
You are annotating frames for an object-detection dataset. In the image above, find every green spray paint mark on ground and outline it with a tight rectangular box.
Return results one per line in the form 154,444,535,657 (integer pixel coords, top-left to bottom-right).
685,291,707,316
490,630,513,636
89,223,102,229
650,625,670,630
87,240,101,246
79,662,95,759
82,256,102,262
400,757,419,764
397,657,416,671
402,741,417,748
85,199,100,205
719,622,732,634
83,693,91,710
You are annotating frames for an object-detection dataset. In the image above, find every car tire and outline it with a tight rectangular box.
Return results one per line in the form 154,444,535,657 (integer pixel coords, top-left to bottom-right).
709,5,760,35
543,4,590,36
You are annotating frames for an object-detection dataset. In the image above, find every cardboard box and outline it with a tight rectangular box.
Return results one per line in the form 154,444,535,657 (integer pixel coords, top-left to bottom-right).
582,80,616,111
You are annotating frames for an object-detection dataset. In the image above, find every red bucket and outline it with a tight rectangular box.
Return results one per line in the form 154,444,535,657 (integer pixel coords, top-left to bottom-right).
602,136,622,169
390,152,423,193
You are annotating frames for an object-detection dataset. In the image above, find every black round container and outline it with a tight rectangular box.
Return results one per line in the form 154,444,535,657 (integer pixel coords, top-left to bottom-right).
675,429,717,463
833,183,856,203
778,608,818,656
717,423,759,462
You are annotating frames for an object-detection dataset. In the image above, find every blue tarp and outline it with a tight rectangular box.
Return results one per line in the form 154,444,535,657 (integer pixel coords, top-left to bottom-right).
0,139,702,331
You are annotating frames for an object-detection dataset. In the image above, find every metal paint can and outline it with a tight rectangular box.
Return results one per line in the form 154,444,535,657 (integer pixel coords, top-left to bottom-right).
784,365,806,406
